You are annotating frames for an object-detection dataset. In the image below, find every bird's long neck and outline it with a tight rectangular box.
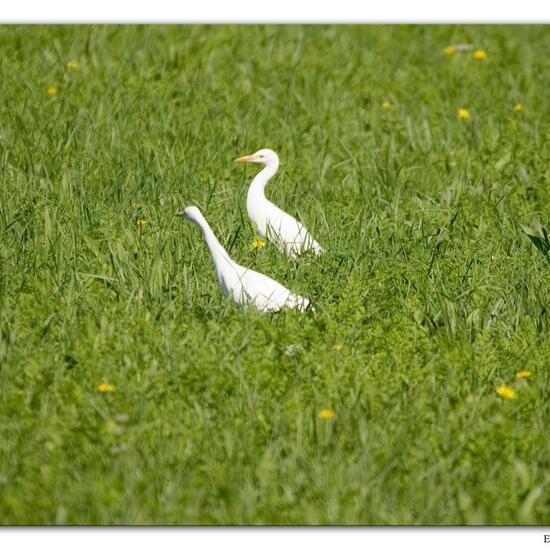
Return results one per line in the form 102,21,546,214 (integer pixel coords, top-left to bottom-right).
247,161,279,207
190,212,233,271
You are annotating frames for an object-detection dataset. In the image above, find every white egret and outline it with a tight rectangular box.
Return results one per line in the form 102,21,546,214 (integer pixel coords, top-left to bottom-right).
235,149,323,257
176,206,311,312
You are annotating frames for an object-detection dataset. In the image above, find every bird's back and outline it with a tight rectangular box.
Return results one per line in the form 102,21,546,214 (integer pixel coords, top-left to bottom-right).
249,198,322,257
267,208,323,257
231,261,310,312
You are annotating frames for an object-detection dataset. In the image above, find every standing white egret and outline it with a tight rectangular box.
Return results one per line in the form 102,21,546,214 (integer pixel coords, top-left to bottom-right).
176,206,311,312
234,149,323,257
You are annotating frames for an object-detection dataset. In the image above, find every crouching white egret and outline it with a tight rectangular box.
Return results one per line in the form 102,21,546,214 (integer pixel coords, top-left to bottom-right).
234,149,323,257
176,206,311,312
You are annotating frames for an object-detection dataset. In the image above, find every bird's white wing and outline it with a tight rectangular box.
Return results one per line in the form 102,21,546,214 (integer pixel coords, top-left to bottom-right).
263,205,323,257
232,264,310,312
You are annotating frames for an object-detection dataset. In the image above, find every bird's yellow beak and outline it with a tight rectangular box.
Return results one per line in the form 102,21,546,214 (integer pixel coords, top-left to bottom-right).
234,154,255,163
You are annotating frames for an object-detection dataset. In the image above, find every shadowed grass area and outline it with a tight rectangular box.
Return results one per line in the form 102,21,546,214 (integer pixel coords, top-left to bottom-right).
0,24,548,525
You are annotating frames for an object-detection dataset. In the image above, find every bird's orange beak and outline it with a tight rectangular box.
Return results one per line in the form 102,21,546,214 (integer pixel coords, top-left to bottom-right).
234,154,255,163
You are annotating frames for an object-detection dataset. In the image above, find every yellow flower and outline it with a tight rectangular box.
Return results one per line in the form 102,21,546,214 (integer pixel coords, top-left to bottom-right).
473,50,487,60
137,219,148,226
382,100,393,110
331,343,343,352
443,46,456,56
67,60,80,70
513,103,524,112
496,385,516,400
47,86,58,96
319,409,335,420
251,239,266,249
98,383,115,393
516,370,531,379
457,108,470,119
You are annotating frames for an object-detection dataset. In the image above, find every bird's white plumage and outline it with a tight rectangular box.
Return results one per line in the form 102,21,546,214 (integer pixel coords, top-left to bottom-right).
235,149,323,257
178,206,311,312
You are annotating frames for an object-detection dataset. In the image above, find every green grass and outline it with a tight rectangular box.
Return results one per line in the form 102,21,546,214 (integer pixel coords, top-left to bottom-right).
0,24,549,525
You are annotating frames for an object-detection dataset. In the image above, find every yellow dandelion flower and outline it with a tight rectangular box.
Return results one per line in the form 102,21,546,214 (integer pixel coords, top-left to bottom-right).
496,385,516,400
137,219,148,226
443,46,456,56
67,60,80,70
382,100,393,110
516,370,531,379
473,50,487,60
251,239,266,249
457,108,470,119
331,343,343,352
47,86,58,96
98,383,115,393
513,103,524,112
319,408,335,420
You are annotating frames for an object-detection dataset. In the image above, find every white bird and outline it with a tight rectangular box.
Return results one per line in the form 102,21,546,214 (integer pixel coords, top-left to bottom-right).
234,149,323,257
176,206,311,312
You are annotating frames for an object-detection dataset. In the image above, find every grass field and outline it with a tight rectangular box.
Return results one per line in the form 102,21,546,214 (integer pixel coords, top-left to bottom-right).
0,25,549,525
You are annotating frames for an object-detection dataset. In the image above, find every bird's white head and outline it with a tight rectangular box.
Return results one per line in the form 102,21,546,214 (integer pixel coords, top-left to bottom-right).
175,205,202,221
234,148,279,166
